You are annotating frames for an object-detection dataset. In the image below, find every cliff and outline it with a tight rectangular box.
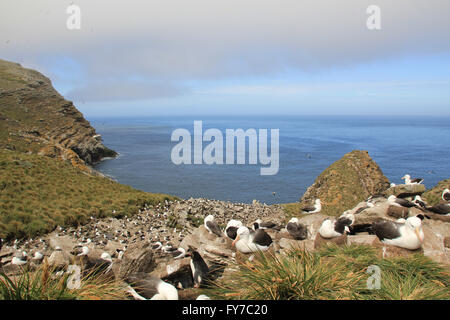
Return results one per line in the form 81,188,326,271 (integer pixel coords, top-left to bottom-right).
300,150,391,216
0,59,116,167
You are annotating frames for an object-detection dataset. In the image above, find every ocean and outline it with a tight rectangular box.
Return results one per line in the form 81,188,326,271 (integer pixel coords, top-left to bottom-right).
89,116,450,205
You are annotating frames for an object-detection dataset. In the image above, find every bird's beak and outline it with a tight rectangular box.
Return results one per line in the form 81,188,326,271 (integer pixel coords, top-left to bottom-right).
401,177,405,180
415,228,424,243
232,235,239,247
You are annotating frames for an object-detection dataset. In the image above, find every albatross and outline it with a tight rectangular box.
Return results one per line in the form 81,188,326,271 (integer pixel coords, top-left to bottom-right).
253,219,281,231
318,213,355,239
286,218,307,240
232,226,273,253
442,189,450,202
371,216,424,250
125,273,178,300
225,219,243,240
301,199,321,214
402,174,424,185
387,195,420,209
427,203,450,216
204,215,222,237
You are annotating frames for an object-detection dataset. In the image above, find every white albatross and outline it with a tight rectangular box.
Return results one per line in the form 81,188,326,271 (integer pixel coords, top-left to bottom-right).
232,226,272,253
371,216,424,250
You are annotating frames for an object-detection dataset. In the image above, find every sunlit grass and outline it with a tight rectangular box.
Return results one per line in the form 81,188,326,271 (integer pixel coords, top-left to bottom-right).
204,244,450,300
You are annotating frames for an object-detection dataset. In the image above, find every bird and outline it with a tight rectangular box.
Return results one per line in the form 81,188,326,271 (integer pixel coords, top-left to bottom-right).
301,199,321,214
426,203,450,216
163,246,186,259
32,251,44,261
74,246,113,277
413,195,427,209
187,247,209,288
286,218,307,240
0,238,3,251
253,219,281,231
225,219,243,240
387,195,419,209
232,226,273,253
401,174,424,185
204,215,222,237
318,213,355,239
442,189,450,202
371,216,424,250
125,272,178,300
11,251,28,266
354,202,375,214
151,241,163,251
196,294,211,300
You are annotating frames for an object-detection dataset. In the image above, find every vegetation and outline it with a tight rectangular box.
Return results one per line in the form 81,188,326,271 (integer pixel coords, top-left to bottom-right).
204,244,450,300
0,149,177,240
0,261,127,300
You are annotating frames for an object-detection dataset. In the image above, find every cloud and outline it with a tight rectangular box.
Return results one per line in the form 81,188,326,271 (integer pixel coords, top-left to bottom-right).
1,0,449,102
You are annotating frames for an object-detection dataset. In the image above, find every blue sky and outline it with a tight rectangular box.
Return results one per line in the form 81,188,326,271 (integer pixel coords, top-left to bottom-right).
1,0,449,117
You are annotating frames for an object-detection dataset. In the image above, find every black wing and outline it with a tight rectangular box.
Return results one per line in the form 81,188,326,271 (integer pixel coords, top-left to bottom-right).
206,221,222,237
302,205,316,212
125,273,160,299
252,229,273,247
428,204,450,215
226,226,238,240
334,217,353,234
372,221,402,240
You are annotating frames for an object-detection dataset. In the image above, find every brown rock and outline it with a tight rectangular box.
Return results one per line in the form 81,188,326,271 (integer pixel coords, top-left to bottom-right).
347,235,378,246
384,184,426,198
444,237,450,249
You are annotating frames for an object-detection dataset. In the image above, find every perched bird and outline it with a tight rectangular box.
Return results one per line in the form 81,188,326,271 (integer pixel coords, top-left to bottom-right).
196,294,211,300
426,203,450,216
164,247,186,259
253,219,281,231
442,189,450,202
74,246,113,277
371,216,424,250
187,247,209,288
151,241,163,251
413,196,427,209
125,273,178,300
11,251,28,266
354,202,375,214
225,219,243,240
32,251,44,261
388,195,419,209
204,215,222,237
318,213,355,239
286,218,307,240
402,174,424,185
301,199,321,214
232,226,272,253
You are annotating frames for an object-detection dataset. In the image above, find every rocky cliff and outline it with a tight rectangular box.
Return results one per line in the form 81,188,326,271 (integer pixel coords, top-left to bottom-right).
300,150,391,216
0,59,116,167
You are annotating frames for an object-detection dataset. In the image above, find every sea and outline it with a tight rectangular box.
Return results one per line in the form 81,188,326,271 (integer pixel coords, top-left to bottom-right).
89,115,450,205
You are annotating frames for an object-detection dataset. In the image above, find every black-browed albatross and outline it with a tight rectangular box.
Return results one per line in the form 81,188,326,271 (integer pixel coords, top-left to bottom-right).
371,216,424,250
125,272,178,300
286,218,307,240
204,215,222,237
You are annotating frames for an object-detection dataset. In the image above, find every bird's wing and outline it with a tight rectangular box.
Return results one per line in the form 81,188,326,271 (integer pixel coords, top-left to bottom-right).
286,222,306,240
372,221,402,240
252,229,273,247
206,221,222,236
125,273,160,299
225,226,238,240
302,205,315,212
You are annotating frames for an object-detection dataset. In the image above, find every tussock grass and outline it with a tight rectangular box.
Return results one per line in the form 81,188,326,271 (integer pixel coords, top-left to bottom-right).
0,261,127,300
0,150,177,240
204,244,450,300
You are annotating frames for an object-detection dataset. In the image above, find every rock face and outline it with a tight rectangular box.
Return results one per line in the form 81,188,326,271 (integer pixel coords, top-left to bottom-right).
301,150,391,216
0,59,116,166
422,179,450,206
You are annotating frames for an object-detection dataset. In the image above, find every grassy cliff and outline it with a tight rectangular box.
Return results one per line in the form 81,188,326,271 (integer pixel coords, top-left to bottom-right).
0,59,177,239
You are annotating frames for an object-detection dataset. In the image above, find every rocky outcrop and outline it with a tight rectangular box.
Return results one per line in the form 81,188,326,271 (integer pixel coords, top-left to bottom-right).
0,59,116,166
422,179,450,206
301,150,391,216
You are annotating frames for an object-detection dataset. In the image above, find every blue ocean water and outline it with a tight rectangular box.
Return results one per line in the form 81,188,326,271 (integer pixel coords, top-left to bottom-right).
89,116,450,204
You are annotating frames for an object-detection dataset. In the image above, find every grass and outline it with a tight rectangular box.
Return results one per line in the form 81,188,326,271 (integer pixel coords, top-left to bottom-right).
0,260,127,300
203,244,450,300
0,149,178,240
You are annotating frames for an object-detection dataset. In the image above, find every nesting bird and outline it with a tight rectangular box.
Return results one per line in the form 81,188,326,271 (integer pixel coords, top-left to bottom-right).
442,189,450,202
371,216,424,250
402,174,424,185
318,213,355,239
125,273,178,300
203,214,222,237
426,203,450,216
232,226,273,253
225,219,243,240
253,219,281,231
286,218,307,240
301,199,321,214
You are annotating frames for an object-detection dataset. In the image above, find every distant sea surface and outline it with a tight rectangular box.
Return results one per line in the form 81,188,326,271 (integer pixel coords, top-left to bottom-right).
89,116,450,204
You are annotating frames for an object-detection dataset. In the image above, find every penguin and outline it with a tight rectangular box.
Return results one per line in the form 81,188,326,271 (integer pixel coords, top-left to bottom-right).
187,246,209,288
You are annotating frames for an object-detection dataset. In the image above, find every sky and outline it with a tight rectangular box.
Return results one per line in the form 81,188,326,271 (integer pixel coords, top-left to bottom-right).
1,0,450,117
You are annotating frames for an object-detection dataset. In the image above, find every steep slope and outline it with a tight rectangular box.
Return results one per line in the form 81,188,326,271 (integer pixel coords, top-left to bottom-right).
0,59,116,166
